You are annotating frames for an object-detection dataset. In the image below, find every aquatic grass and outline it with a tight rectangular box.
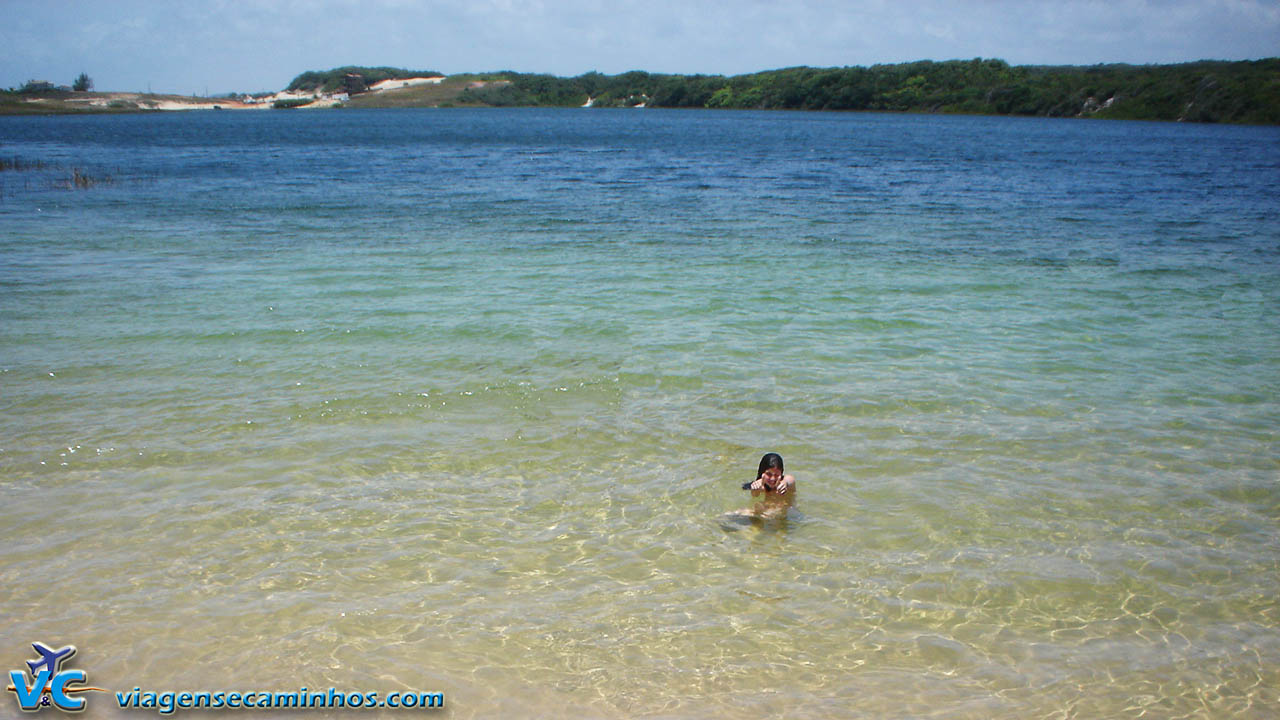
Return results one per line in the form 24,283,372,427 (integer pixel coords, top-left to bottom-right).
0,156,125,192
0,155,53,199
0,156,48,172
0,156,146,194
57,168,114,190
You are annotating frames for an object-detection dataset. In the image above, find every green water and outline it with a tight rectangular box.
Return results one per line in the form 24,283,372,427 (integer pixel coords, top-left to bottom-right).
1,109,1278,717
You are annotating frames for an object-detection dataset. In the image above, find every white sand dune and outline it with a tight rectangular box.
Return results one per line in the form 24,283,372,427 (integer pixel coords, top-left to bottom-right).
368,77,445,92
368,76,448,92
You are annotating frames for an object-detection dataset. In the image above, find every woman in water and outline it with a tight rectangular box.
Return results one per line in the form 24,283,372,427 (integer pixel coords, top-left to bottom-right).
744,452,796,495
722,452,797,525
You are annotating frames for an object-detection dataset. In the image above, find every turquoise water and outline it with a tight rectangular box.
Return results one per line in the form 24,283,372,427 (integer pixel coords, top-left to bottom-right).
2,109,1279,718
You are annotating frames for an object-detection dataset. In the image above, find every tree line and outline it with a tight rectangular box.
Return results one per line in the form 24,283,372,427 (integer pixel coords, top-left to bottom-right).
287,59,1280,123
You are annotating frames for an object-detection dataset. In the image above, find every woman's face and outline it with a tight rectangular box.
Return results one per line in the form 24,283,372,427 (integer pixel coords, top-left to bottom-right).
760,467,782,483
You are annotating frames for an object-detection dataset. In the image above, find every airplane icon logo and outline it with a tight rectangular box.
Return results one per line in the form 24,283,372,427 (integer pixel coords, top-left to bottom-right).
27,643,76,678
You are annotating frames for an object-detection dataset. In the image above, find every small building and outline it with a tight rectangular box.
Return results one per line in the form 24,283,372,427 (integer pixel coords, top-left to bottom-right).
20,80,65,93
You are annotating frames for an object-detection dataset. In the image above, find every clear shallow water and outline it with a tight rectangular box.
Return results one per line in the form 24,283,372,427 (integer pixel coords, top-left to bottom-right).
1,109,1278,718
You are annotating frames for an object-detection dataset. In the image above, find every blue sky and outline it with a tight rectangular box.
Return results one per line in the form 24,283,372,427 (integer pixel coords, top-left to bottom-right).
2,0,1277,95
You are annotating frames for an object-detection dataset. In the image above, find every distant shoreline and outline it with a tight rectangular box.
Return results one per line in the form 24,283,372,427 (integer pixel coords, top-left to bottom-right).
5,58,1278,124
0,90,265,115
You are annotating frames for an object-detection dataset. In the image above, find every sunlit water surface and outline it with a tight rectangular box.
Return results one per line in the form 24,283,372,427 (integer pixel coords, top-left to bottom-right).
1,109,1278,718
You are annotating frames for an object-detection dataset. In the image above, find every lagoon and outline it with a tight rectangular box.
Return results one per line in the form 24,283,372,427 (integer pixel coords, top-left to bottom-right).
1,108,1278,718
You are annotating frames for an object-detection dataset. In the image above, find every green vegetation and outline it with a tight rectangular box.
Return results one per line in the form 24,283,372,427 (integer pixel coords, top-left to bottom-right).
287,58,1276,122
452,58,1280,124
272,98,314,109
285,66,441,93
73,73,93,92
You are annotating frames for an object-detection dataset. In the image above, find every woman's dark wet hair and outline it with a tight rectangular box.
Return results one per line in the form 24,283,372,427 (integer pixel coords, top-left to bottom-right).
743,452,785,489
757,453,785,479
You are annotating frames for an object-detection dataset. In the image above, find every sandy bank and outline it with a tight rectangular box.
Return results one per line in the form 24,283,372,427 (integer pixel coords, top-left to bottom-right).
368,77,446,92
43,92,268,111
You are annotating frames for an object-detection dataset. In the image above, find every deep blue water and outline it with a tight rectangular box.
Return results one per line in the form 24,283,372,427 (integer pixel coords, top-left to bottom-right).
5,109,1277,253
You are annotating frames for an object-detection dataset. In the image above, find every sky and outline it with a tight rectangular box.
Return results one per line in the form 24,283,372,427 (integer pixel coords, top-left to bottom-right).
2,0,1277,95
